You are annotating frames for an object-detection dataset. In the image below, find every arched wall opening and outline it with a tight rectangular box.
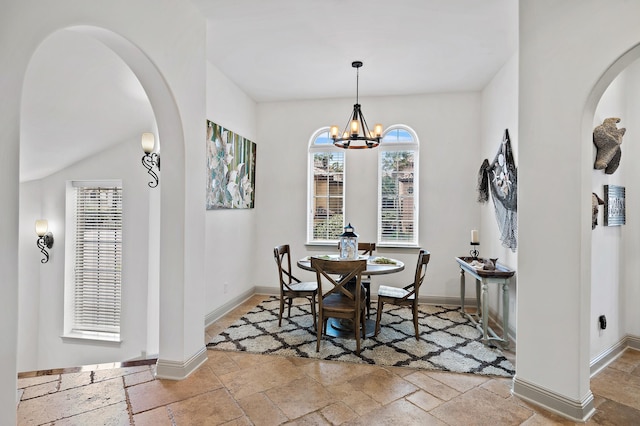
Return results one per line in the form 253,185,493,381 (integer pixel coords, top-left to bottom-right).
582,42,640,372
17,24,188,371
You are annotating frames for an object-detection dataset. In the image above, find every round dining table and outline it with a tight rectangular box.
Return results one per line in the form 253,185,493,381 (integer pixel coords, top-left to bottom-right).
297,254,405,338
297,254,404,276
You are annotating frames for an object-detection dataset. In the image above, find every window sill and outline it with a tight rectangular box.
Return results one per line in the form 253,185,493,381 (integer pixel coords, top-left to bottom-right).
61,331,122,345
305,241,339,247
376,243,421,249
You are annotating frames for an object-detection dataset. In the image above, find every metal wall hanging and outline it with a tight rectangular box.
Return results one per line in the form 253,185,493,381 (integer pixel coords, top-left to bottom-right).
604,185,625,226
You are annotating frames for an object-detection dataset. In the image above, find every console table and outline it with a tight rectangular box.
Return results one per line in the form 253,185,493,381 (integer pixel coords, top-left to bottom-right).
455,256,515,349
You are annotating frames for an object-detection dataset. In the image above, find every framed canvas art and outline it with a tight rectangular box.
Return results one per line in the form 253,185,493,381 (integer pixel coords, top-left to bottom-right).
206,120,256,209
604,184,625,226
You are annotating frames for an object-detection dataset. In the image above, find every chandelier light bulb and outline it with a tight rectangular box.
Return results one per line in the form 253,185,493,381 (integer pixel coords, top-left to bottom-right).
350,120,359,135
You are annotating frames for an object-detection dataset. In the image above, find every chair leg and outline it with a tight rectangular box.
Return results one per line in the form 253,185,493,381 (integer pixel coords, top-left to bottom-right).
355,312,361,355
279,297,284,326
413,305,419,340
364,282,371,319
375,298,384,336
361,307,367,341
287,297,292,317
316,314,323,352
310,295,317,330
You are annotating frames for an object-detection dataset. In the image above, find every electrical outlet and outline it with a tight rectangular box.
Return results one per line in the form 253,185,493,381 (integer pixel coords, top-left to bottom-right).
598,315,607,330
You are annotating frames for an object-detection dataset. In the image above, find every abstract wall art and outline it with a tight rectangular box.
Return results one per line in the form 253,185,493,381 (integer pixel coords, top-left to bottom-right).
206,120,256,209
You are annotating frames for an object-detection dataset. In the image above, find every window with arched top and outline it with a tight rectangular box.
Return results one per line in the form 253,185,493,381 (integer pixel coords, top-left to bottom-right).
307,128,345,243
378,125,419,246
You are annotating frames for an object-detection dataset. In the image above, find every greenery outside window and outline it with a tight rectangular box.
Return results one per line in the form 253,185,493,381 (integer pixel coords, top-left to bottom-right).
308,129,345,243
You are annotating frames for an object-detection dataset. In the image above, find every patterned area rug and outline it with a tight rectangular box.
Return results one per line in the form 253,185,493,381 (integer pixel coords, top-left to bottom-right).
207,296,514,377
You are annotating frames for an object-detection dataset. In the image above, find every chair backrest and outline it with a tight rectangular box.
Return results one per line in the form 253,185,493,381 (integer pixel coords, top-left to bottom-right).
337,241,376,256
311,258,366,306
357,242,375,256
273,244,297,292
410,250,431,300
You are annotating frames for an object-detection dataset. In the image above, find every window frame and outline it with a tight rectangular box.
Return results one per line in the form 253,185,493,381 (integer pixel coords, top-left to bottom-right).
307,128,346,245
63,180,123,343
377,125,419,247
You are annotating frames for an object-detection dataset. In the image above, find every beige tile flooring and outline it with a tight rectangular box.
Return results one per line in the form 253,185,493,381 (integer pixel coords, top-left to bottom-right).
17,295,640,425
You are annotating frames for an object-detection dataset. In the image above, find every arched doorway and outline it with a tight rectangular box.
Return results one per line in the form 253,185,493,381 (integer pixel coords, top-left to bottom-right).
583,43,640,372
16,24,202,376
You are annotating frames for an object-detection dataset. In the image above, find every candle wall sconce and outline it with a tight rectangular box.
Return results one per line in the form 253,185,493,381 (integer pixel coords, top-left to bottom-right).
141,132,160,188
35,219,54,263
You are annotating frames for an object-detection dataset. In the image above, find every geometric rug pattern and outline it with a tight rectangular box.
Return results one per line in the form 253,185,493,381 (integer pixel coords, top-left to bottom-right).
207,296,515,377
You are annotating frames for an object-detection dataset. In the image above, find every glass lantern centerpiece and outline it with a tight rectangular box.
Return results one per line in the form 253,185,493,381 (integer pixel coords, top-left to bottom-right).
339,223,359,260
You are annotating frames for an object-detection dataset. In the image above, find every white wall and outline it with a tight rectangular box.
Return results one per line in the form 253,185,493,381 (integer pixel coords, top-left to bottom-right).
516,0,640,417
18,139,153,370
204,62,258,314
590,59,640,360
590,73,627,359
17,180,43,370
2,0,206,420
254,93,482,301
622,60,640,339
480,52,519,338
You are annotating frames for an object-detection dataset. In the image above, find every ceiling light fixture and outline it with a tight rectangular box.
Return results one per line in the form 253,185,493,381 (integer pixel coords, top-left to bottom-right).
330,61,383,149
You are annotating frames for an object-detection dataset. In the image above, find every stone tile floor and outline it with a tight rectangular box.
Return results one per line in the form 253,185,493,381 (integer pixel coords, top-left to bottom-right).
16,295,640,425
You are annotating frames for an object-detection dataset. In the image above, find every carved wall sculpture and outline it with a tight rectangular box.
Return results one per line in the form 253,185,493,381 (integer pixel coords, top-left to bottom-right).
592,192,604,230
593,117,625,174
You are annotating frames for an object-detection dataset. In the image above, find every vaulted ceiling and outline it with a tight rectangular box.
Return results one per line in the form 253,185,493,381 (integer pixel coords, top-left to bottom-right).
19,1,517,181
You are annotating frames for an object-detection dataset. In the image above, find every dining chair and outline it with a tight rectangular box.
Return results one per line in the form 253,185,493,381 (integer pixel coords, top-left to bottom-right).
375,250,430,340
337,241,376,318
273,244,317,330
311,257,367,355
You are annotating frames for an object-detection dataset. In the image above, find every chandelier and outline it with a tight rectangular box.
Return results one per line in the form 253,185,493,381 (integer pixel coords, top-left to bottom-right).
329,61,383,149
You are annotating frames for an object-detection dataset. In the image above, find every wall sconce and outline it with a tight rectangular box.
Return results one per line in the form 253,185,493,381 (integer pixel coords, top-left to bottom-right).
35,219,54,263
141,132,160,188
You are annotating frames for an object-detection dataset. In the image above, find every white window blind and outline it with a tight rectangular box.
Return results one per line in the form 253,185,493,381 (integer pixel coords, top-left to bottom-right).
378,127,419,246
73,185,122,334
308,130,345,242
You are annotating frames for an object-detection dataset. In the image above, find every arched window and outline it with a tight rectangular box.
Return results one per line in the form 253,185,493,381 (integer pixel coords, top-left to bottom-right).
307,128,345,243
378,125,419,246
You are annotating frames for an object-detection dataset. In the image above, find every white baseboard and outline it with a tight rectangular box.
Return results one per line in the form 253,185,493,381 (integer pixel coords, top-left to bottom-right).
254,286,278,296
512,376,595,422
590,334,640,376
204,288,257,327
155,346,207,380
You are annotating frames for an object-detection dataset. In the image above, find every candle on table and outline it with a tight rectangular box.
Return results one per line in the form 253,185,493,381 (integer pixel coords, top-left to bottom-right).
471,229,479,243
